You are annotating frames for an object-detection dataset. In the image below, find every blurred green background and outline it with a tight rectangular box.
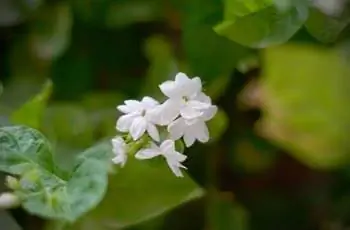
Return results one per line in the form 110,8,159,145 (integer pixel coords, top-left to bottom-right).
2,0,350,229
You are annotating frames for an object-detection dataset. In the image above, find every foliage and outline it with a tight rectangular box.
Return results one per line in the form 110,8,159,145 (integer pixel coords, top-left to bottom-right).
1,0,350,229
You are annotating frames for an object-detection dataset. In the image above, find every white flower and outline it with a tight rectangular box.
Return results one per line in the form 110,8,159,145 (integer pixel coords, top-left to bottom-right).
0,192,20,209
135,140,187,177
116,96,160,141
156,72,211,125
111,136,127,167
168,105,217,147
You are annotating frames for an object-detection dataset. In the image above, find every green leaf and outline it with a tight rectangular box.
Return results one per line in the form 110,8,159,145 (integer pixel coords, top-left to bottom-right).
42,104,94,148
105,0,162,28
67,157,204,229
305,7,350,43
29,2,73,60
11,80,52,129
0,125,55,175
181,0,250,82
259,44,350,168
223,0,272,18
0,126,111,222
183,23,250,82
214,0,309,48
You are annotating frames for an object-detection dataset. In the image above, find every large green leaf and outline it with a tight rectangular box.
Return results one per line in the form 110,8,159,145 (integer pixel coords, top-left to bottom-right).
66,157,204,229
11,80,52,129
258,44,350,168
0,126,112,222
214,0,309,48
0,126,55,175
42,104,94,148
305,6,350,43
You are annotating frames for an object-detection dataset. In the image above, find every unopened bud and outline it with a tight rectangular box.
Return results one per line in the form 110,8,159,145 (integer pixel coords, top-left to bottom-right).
0,193,20,209
5,176,20,190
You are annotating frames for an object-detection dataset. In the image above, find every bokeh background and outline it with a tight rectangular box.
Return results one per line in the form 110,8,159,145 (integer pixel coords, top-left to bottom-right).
1,0,350,229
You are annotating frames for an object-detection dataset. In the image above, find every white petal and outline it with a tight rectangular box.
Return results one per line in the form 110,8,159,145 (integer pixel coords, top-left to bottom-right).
191,77,202,94
160,139,176,154
111,136,125,153
184,117,199,126
147,123,160,141
175,72,190,84
156,99,181,125
202,105,218,121
183,132,196,147
117,105,132,114
159,81,180,98
167,161,187,177
168,118,186,140
145,105,161,123
187,100,211,110
180,105,203,120
130,117,147,140
141,96,159,109
124,100,143,112
166,150,187,163
112,154,127,167
135,148,161,159
116,113,138,132
192,92,211,104
193,121,209,143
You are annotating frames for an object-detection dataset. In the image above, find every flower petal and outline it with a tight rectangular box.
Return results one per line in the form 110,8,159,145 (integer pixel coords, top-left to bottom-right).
166,161,187,177
191,77,202,95
202,105,218,121
168,118,186,140
183,132,196,147
167,150,187,163
135,147,161,159
160,139,176,154
187,100,211,110
141,96,159,109
176,74,199,97
175,72,190,84
159,81,180,98
116,113,138,132
193,121,209,143
117,105,131,114
111,136,126,154
130,117,147,140
112,153,127,167
180,105,203,120
124,100,143,112
147,123,160,142
156,99,181,125
192,92,211,104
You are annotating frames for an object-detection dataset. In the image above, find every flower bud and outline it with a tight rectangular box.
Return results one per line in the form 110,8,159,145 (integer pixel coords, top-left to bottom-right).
0,193,20,209
5,176,20,190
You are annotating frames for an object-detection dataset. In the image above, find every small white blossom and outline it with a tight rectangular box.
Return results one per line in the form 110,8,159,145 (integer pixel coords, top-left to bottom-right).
116,96,160,141
0,192,20,209
156,72,212,125
168,105,217,147
111,136,127,167
135,140,187,177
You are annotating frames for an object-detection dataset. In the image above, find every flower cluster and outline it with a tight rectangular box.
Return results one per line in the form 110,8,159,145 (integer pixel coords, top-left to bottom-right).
111,72,217,177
